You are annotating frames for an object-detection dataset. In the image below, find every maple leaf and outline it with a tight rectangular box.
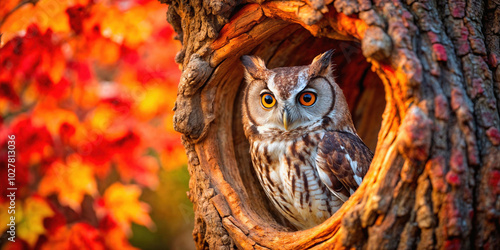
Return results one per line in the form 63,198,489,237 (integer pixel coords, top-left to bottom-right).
67,60,93,82
66,5,90,35
59,122,76,144
89,36,121,65
16,196,55,247
41,223,106,250
116,154,159,189
0,117,54,201
99,215,140,250
95,182,154,235
101,96,133,114
1,25,57,81
10,116,53,162
1,240,27,250
41,219,139,250
43,209,67,235
31,105,81,144
0,81,20,105
1,0,69,38
0,196,55,247
38,154,98,212
0,201,13,234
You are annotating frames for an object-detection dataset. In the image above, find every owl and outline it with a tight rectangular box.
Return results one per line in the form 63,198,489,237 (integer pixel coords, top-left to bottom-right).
241,50,373,230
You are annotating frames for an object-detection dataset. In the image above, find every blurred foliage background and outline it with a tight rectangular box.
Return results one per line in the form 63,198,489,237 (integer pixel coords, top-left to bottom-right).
0,0,193,249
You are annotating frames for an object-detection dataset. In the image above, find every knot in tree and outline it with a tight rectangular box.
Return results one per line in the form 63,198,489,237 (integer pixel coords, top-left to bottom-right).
163,0,500,249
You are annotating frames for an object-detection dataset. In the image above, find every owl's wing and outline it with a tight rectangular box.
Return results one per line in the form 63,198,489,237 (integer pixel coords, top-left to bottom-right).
315,131,373,202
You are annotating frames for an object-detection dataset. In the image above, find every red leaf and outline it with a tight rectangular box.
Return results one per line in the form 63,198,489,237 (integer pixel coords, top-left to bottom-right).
101,97,132,114
59,122,76,143
0,82,20,105
66,5,89,35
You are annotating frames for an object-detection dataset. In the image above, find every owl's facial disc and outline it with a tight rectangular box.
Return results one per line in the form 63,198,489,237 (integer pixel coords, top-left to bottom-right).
282,79,335,131
282,89,317,131
242,52,337,133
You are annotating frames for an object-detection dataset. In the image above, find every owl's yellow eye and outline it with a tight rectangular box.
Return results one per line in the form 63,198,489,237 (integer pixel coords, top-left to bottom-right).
261,93,276,109
299,92,316,106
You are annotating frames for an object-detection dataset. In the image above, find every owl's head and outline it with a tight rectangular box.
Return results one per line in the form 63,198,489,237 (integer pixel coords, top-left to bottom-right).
241,50,355,135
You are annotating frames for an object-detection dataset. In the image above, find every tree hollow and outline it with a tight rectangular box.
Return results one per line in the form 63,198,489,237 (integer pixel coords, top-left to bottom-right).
229,24,385,230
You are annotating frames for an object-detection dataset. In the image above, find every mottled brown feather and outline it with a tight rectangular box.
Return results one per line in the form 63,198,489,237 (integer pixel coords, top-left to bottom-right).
317,131,373,197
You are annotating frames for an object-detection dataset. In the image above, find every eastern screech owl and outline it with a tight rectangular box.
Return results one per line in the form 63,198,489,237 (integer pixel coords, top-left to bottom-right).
241,50,373,230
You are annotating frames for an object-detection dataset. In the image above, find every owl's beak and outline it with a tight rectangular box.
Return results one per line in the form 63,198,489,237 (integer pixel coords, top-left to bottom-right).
283,110,290,131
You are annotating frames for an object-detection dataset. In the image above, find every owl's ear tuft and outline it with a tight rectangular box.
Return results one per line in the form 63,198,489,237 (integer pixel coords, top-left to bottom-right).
309,49,334,78
241,55,268,81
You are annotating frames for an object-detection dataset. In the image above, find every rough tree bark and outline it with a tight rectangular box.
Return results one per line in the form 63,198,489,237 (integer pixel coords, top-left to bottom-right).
162,0,500,249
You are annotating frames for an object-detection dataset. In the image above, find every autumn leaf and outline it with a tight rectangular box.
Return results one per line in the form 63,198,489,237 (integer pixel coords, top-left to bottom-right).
95,183,155,235
42,223,106,250
66,5,90,35
0,81,20,105
89,36,121,65
116,154,159,189
99,215,140,250
38,154,97,212
1,0,71,40
160,144,188,171
41,219,139,250
8,116,53,163
134,85,173,120
0,196,56,247
32,105,81,139
0,201,14,234
0,117,54,201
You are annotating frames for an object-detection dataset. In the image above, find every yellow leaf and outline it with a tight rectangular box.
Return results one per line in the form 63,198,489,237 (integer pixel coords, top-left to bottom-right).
0,202,14,234
134,85,170,120
97,183,154,235
17,196,55,247
96,5,152,48
39,155,97,212
88,106,116,132
33,0,70,33
0,196,55,247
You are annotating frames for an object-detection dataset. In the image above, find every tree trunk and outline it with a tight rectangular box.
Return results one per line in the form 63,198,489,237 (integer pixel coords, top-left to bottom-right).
163,0,500,248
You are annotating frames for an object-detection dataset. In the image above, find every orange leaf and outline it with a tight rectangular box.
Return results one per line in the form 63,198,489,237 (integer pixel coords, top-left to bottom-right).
38,155,97,212
99,215,139,250
1,0,70,40
42,223,106,250
32,105,80,138
160,146,188,171
96,183,154,235
90,36,120,65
